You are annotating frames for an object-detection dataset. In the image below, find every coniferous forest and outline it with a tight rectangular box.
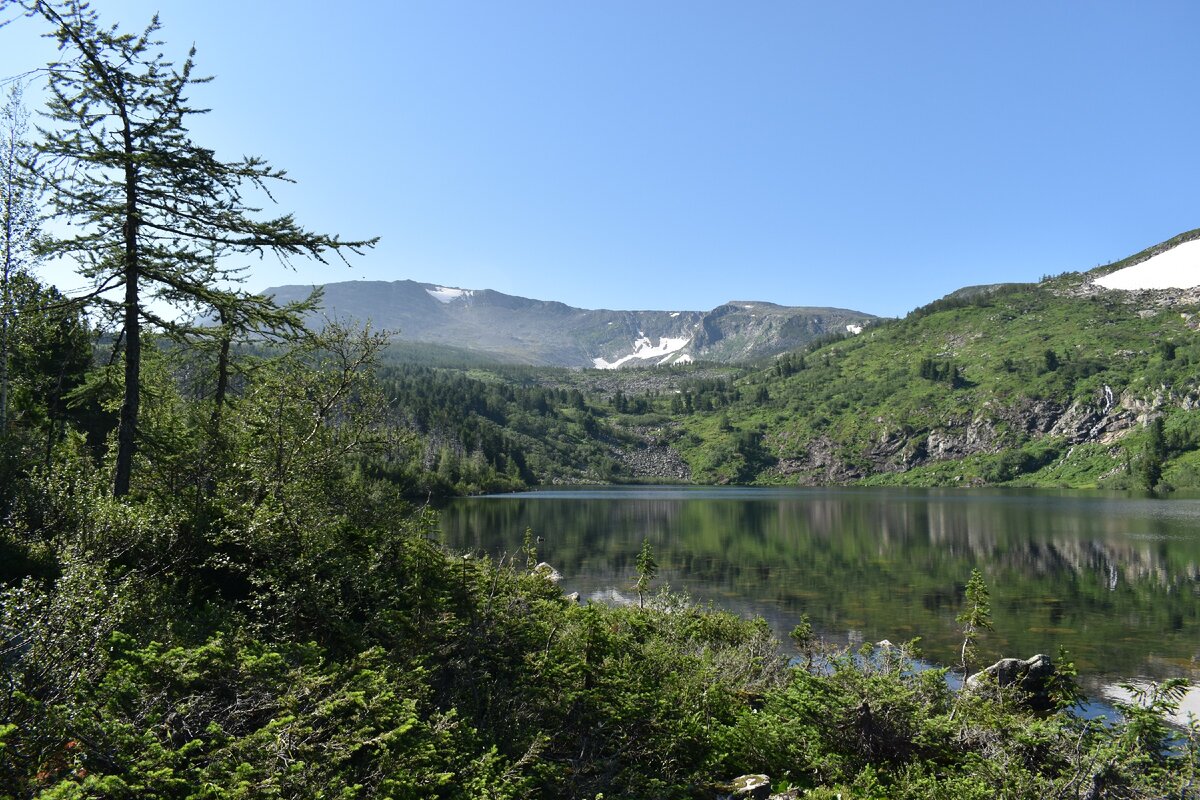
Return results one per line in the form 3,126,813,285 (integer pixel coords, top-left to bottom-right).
1,3,1198,798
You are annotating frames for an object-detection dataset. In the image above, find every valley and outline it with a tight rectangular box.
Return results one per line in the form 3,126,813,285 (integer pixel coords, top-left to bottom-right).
366,229,1200,495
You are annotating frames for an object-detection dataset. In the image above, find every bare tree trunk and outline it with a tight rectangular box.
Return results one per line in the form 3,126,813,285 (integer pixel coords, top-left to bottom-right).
114,262,139,497
210,307,231,434
1,98,17,435
113,113,139,497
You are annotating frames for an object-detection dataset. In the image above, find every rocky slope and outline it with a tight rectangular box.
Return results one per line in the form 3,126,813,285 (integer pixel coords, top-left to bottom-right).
663,229,1200,488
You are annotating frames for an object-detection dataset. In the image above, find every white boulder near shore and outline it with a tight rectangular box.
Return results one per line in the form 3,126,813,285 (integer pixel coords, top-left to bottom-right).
1094,238,1200,290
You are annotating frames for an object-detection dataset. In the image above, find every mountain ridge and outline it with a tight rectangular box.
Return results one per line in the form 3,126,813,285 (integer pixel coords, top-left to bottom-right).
262,279,877,368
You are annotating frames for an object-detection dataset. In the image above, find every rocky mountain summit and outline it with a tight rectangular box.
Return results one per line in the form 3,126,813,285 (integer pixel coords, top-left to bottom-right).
262,279,876,368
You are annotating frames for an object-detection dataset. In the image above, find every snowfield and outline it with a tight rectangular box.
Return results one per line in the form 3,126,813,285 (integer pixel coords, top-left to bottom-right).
593,336,690,369
846,323,864,335
426,286,473,303
1094,240,1200,290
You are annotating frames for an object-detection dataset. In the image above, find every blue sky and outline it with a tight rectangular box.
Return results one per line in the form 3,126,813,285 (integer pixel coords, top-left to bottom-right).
3,1,1199,317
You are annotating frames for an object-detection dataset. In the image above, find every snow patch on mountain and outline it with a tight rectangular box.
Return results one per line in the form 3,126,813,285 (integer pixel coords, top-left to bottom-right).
1095,240,1200,290
426,286,473,303
847,324,864,335
593,336,691,369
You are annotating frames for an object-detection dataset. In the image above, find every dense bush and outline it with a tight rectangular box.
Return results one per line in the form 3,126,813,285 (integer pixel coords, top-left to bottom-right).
3,331,1198,797
0,269,1197,799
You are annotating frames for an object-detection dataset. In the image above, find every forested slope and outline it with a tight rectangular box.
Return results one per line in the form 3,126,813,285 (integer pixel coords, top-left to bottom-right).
669,244,1200,490
371,252,1200,494
357,230,1200,493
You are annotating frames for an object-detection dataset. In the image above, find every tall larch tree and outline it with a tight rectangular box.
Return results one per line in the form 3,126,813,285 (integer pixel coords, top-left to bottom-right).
9,0,376,496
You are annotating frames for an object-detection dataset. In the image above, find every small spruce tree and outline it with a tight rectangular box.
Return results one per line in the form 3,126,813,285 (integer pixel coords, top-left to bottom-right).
1140,416,1167,492
635,537,658,609
956,568,993,676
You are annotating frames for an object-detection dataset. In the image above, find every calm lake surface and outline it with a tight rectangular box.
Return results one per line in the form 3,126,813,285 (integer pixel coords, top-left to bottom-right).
440,486,1200,711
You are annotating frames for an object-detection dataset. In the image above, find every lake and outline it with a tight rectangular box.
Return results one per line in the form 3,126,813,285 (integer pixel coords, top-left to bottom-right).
439,486,1200,717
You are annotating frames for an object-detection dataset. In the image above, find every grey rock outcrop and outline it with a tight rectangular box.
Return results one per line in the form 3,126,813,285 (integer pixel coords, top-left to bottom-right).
966,653,1057,711
533,562,562,583
716,774,772,799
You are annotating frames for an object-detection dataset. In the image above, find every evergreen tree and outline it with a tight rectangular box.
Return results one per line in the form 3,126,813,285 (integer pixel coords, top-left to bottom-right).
17,1,376,495
5,273,95,442
956,568,993,675
0,83,39,435
635,537,658,608
1140,415,1166,492
1043,349,1060,372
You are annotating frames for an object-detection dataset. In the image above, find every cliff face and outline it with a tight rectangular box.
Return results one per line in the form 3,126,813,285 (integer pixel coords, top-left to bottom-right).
763,386,1200,486
687,302,869,363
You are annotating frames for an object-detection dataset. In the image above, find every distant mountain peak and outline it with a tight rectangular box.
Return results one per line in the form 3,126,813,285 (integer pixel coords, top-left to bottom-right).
262,279,877,367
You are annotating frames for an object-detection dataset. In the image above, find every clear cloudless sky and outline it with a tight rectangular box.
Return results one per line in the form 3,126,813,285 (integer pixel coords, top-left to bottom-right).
2,1,1199,317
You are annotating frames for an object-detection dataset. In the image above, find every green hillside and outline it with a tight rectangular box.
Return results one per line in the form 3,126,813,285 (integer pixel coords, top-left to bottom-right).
667,233,1200,490
365,231,1200,494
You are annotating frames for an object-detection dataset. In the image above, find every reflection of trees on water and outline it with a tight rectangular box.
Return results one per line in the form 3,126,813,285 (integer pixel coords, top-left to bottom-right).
440,489,1200,681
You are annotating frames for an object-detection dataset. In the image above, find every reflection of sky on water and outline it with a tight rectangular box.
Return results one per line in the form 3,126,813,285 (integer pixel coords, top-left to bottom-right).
577,573,1200,728
1099,682,1200,728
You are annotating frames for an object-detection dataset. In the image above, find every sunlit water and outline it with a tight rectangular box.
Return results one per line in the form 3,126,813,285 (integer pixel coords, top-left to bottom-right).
439,486,1200,722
